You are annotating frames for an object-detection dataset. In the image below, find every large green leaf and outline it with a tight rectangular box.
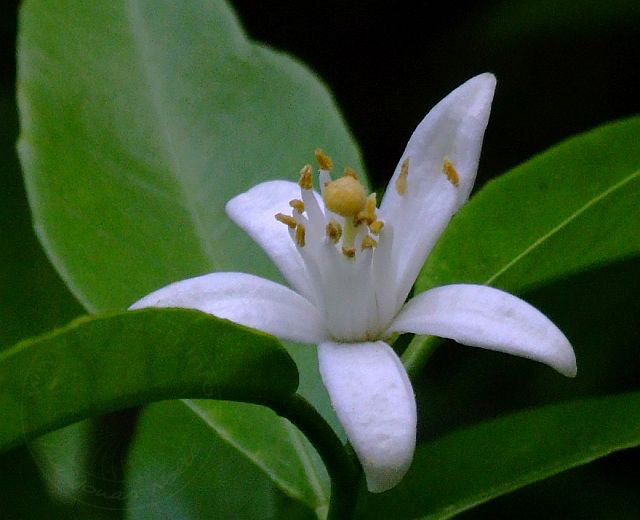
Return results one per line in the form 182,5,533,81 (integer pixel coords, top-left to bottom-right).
0,308,297,452
17,0,363,310
417,116,640,294
126,400,317,519
17,0,356,504
357,391,640,519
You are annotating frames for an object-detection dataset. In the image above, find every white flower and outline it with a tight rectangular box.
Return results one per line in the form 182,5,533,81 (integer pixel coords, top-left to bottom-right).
131,73,576,493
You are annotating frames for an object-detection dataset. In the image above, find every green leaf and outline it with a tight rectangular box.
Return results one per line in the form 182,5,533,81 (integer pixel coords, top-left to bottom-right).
0,308,298,453
17,0,356,503
17,0,364,311
357,391,640,519
186,400,329,515
0,90,82,350
417,116,640,294
0,446,114,520
126,400,317,519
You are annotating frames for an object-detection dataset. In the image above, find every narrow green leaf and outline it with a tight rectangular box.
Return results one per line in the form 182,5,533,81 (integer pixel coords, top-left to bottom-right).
417,116,640,294
0,308,298,453
358,391,640,519
126,401,319,519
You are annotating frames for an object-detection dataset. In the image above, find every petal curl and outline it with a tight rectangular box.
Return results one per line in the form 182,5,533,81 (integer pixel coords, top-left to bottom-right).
317,341,417,492
380,74,496,306
131,272,327,344
388,284,576,377
226,180,321,302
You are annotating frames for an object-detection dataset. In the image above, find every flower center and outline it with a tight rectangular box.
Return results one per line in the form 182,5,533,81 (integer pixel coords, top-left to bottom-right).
271,149,396,341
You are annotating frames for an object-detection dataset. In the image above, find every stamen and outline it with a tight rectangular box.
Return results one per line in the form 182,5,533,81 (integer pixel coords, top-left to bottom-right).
344,167,358,180
355,193,377,226
319,170,332,195
361,235,377,250
275,213,297,229
295,223,306,247
396,157,410,195
315,148,334,171
443,158,460,187
342,246,356,258
369,220,384,234
326,219,343,243
323,176,367,217
299,164,313,190
289,199,305,212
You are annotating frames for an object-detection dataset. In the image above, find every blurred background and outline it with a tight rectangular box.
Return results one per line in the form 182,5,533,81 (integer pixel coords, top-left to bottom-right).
1,0,639,518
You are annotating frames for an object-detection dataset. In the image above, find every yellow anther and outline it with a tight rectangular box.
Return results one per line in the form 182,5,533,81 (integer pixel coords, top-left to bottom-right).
299,164,313,190
369,220,384,234
361,235,377,250
295,223,306,247
315,148,334,170
355,193,378,226
443,158,460,187
365,193,377,218
342,246,356,258
275,213,297,229
323,176,367,217
344,167,359,180
396,157,410,195
289,199,305,212
326,219,343,243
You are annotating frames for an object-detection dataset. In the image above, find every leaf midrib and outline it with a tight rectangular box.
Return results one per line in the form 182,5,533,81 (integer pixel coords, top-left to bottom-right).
484,168,640,286
126,0,219,270
182,400,327,514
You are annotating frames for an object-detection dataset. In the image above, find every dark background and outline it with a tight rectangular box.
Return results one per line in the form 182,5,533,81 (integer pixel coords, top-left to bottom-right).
1,0,639,518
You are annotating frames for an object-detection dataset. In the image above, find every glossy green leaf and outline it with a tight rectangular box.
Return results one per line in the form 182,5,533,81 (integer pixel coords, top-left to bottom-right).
417,116,640,294
17,0,355,503
0,91,82,350
17,0,364,311
0,308,298,452
126,400,318,519
357,391,640,519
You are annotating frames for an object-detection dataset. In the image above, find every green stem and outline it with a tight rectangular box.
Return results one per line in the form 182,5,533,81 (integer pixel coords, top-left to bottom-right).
401,335,442,381
273,394,360,520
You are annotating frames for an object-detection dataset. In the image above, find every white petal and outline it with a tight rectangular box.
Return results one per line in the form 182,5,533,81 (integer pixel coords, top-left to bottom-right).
380,74,496,306
226,180,317,302
388,284,577,377
317,341,417,492
131,272,328,344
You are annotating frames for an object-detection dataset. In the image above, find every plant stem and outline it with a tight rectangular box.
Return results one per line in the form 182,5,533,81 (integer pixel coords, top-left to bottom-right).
401,335,442,381
273,394,360,520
